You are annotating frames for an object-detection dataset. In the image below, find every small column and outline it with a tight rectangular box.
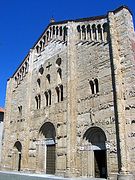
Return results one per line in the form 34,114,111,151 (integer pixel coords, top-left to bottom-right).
63,27,65,41
44,36,47,47
95,26,98,41
55,27,57,39
80,28,82,41
50,28,52,40
85,27,88,41
90,27,93,41
101,26,104,42
48,30,50,41
56,26,59,39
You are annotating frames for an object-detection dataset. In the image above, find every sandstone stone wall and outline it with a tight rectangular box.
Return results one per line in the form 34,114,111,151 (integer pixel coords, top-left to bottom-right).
1,6,135,180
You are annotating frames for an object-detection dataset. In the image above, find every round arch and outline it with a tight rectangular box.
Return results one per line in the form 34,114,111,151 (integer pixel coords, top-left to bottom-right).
83,126,106,150
39,122,56,141
14,141,22,152
13,141,22,171
38,122,56,174
82,126,107,178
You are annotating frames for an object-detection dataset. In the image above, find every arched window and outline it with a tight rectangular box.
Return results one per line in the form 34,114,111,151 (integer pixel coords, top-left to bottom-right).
19,69,23,81
56,26,59,36
48,90,51,105
39,41,42,51
37,78,41,87
103,23,108,42
18,106,22,116
50,27,52,39
87,25,91,41
60,85,63,101
97,24,102,41
25,62,29,73
55,85,63,102
46,74,50,84
56,57,61,66
35,95,41,109
39,66,44,75
47,31,49,42
92,24,96,41
63,26,67,41
15,76,18,87
77,25,81,40
89,80,94,94
45,90,51,106
89,79,99,95
94,78,99,93
45,91,49,106
36,45,39,54
77,25,81,33
56,87,60,103
53,26,55,35
82,25,86,40
43,35,46,45
60,26,62,36
35,96,38,109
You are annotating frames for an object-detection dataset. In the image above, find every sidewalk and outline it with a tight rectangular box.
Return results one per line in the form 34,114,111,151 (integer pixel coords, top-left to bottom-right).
0,171,106,180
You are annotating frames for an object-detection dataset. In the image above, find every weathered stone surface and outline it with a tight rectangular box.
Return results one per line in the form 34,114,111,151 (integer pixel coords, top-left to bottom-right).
1,6,135,180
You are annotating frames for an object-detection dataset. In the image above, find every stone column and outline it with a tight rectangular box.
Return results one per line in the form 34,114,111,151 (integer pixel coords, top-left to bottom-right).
85,26,87,41
91,27,94,41
80,28,82,41
95,26,98,41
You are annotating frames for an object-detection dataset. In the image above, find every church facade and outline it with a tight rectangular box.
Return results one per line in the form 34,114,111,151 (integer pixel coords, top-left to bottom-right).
1,6,135,180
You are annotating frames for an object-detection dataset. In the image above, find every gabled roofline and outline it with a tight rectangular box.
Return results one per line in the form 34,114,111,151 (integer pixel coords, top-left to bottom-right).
11,53,29,78
10,5,132,79
32,5,132,50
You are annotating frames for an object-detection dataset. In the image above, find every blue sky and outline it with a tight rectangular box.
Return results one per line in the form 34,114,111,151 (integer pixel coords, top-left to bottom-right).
0,0,135,108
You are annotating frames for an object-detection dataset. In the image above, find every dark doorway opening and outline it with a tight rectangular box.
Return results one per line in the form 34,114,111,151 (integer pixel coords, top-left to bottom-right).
46,144,56,174
14,141,22,171
39,122,56,174
83,127,108,178
94,150,107,178
18,153,22,171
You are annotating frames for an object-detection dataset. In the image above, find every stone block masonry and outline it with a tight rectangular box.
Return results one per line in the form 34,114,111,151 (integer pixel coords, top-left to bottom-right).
1,5,135,180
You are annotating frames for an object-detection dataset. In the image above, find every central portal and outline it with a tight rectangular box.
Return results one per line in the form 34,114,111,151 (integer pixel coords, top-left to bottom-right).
83,126,107,178
39,122,56,174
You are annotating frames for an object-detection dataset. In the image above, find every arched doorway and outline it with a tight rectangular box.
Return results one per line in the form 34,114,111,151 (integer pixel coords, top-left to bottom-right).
83,127,107,178
13,141,22,171
38,122,56,174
